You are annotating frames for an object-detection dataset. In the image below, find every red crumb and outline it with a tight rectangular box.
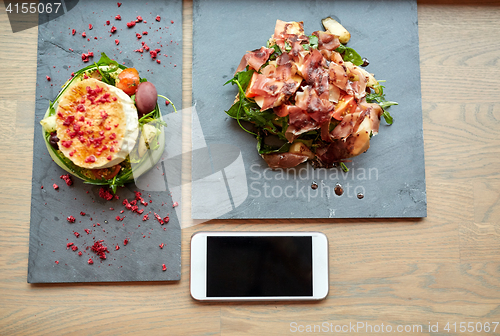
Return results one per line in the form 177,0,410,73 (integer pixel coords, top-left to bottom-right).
80,211,86,216
84,229,90,234
72,29,76,35
115,14,121,20
106,20,110,25
41,185,44,189
74,232,80,238
165,100,170,106
123,239,129,246
67,242,74,248
136,16,143,22
60,174,73,186
46,75,51,81
156,16,161,22
154,213,164,224
78,251,83,256
156,59,161,64
72,245,78,251
88,258,94,265
67,216,76,223
172,202,179,208
89,24,93,30
142,214,149,221
115,245,120,251
162,264,166,271
142,31,148,35
150,50,157,59
115,39,119,45
82,32,86,37
91,240,109,259
117,2,122,7
110,26,117,33
115,215,125,221
136,33,142,39
53,184,59,190
163,216,170,224
99,187,114,201
55,260,59,264
126,21,136,28
159,243,164,249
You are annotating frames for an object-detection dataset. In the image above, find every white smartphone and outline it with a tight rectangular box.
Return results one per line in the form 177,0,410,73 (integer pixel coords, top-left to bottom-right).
190,231,329,301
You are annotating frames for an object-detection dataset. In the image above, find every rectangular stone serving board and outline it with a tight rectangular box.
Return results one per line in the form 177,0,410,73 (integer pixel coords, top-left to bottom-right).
28,0,183,283
192,0,426,219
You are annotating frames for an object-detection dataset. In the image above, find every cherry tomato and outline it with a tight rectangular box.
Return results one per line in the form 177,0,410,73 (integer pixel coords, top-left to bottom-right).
116,68,140,95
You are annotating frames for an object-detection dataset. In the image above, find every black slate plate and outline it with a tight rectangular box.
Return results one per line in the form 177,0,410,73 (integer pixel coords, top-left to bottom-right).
192,0,426,219
28,0,183,283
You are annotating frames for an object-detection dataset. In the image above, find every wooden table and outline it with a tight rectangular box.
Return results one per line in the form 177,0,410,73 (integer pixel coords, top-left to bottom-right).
1,1,500,334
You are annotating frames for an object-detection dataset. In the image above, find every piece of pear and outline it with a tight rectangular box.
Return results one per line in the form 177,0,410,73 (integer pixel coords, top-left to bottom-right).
322,17,350,44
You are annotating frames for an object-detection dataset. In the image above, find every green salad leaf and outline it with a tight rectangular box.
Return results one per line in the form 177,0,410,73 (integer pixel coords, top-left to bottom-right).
335,44,363,66
365,83,398,125
257,133,291,155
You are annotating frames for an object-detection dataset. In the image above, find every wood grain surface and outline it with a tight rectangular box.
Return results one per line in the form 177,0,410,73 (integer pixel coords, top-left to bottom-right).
1,0,500,335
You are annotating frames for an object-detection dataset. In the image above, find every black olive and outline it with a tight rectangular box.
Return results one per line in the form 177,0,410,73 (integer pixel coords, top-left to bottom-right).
361,58,370,67
49,133,60,149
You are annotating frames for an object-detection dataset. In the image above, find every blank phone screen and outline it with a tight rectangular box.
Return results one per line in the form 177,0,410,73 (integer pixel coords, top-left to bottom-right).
206,236,313,297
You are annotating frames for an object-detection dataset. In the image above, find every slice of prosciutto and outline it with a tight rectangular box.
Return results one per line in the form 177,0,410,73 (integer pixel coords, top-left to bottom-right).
312,31,340,51
235,46,275,74
247,68,302,111
283,104,319,142
295,86,335,125
261,152,309,169
316,103,383,165
272,20,307,50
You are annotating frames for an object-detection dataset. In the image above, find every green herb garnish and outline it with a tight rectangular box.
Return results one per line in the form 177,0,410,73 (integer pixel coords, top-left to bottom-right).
365,82,398,125
335,44,363,66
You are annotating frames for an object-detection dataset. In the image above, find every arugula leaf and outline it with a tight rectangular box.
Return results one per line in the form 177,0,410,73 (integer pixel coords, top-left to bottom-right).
309,35,318,49
335,44,363,66
94,62,114,85
366,86,398,125
257,133,291,155
302,35,319,51
237,69,255,91
96,52,120,69
224,68,262,135
382,111,393,125
267,43,282,60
